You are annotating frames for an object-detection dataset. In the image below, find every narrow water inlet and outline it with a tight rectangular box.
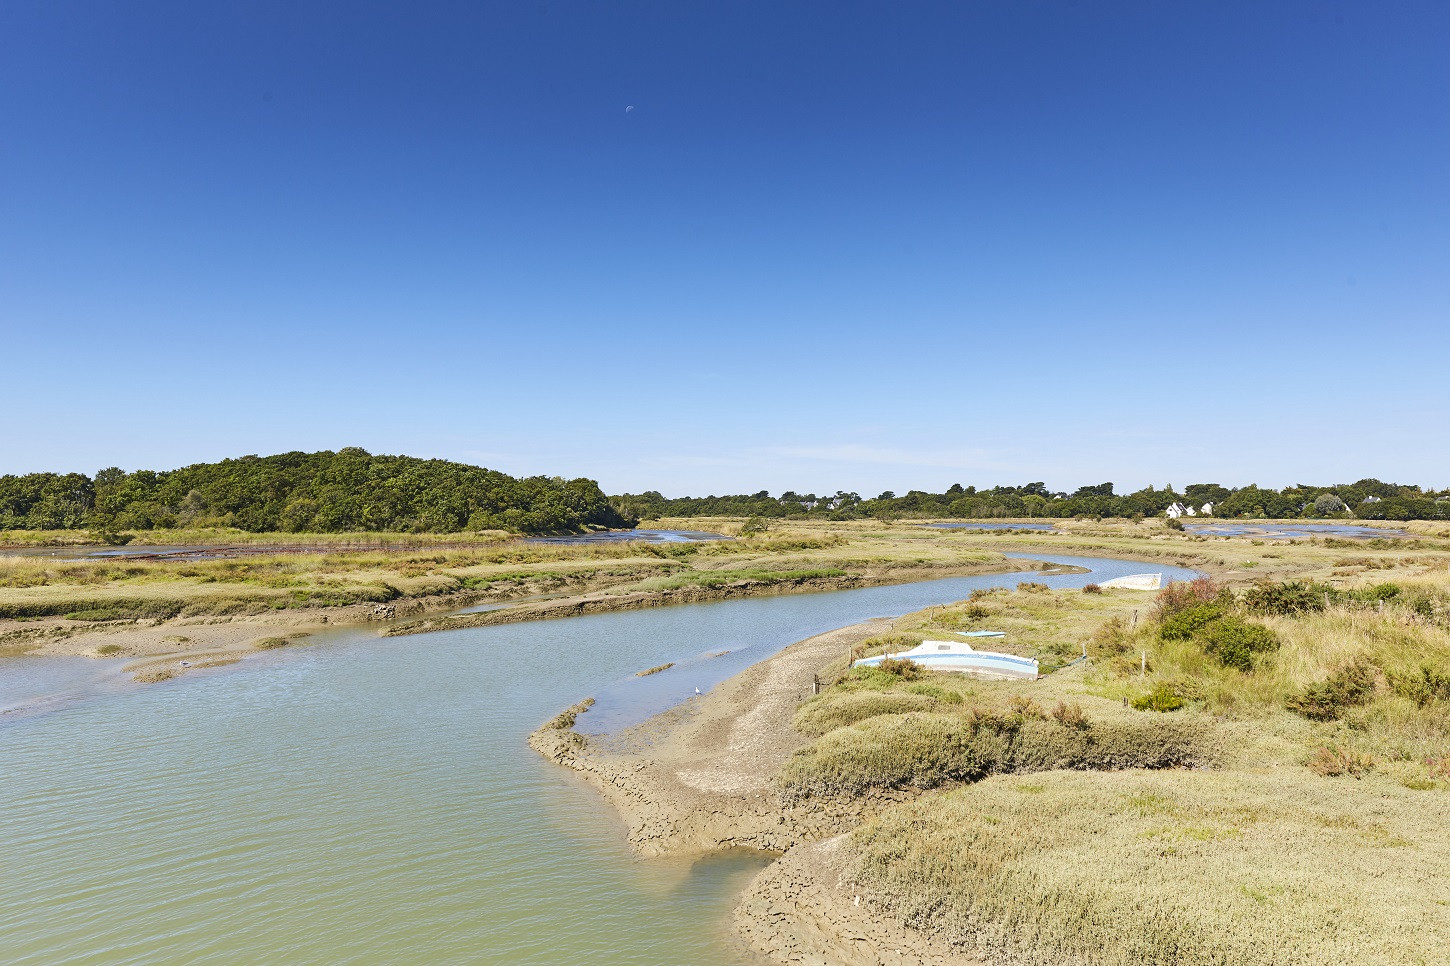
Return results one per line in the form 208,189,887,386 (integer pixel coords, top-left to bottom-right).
0,553,1199,965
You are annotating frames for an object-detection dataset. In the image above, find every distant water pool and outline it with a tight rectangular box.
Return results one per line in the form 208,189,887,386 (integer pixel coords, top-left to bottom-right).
1183,523,1410,540
525,529,730,545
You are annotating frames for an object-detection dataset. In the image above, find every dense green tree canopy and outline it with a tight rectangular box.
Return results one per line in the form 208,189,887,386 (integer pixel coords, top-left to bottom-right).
0,449,634,535
614,478,1449,523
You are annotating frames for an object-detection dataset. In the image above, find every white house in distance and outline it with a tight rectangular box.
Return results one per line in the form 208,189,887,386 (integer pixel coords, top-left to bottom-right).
853,633,1039,680
1165,502,1213,519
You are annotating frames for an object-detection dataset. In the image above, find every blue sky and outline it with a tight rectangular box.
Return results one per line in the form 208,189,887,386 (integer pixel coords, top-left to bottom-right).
2,1,1447,496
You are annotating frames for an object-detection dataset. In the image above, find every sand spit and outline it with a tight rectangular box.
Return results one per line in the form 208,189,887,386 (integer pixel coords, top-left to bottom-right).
529,619,914,855
529,616,985,963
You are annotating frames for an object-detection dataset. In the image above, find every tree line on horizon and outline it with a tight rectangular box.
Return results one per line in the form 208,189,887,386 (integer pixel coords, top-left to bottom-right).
0,449,635,535
3,451,1446,537
611,479,1450,523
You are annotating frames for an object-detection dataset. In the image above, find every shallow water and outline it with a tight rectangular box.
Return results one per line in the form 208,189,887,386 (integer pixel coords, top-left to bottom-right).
1182,522,1409,539
524,528,730,544
0,553,1197,964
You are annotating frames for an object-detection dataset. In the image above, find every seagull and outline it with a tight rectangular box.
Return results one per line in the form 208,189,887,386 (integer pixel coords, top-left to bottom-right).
694,687,701,695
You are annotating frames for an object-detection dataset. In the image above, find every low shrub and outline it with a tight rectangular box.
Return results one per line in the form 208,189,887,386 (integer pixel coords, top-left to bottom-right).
793,691,941,737
64,608,138,622
875,657,926,680
1082,583,1103,594
857,632,922,655
902,682,965,704
1132,683,1185,712
1008,695,1047,719
1092,616,1131,655
1017,581,1050,593
1349,583,1401,604
1152,577,1220,619
1051,701,1090,728
1307,744,1375,778
1389,664,1450,707
1242,580,1336,615
778,710,1205,799
1287,660,1377,721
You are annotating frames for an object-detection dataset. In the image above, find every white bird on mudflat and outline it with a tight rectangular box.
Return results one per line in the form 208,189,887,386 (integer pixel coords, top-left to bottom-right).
695,687,701,695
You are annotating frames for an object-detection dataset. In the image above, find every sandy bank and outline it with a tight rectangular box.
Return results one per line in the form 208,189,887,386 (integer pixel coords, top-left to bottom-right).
529,618,914,855
735,835,984,966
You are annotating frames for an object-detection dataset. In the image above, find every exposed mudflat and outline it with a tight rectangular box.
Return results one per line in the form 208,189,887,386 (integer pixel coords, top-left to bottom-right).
529,616,975,964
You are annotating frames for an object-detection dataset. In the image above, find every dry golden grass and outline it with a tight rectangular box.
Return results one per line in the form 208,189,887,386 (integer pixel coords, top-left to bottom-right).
851,768,1450,966
760,522,1450,961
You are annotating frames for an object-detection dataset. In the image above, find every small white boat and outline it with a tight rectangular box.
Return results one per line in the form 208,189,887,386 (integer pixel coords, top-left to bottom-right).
1100,573,1163,590
854,637,1038,680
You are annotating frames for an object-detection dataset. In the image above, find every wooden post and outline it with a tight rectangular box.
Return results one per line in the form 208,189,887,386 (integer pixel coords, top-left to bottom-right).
1141,652,1146,675
1132,609,1139,628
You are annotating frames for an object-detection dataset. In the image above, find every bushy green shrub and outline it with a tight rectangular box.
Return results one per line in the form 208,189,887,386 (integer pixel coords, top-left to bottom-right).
1349,583,1401,604
1287,660,1377,720
1389,664,1450,708
1158,599,1278,671
1159,602,1226,641
1199,616,1280,671
1242,581,1336,615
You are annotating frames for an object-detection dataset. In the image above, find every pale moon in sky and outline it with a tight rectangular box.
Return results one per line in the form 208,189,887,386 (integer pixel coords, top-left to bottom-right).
625,105,635,112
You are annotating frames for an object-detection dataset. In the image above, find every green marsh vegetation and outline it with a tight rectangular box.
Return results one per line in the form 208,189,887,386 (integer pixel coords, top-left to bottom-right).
0,521,1010,632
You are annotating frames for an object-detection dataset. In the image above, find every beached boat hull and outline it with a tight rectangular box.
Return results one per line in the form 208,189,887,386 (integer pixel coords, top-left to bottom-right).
854,639,1039,680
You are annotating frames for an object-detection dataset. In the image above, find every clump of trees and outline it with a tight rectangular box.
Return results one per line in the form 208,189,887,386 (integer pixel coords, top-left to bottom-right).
0,449,635,535
614,477,1450,522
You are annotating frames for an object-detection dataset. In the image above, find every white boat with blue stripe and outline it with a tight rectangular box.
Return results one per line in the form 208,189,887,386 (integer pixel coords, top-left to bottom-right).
853,632,1039,680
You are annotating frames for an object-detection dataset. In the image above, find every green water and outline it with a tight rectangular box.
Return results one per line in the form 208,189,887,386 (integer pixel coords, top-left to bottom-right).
0,555,1198,963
